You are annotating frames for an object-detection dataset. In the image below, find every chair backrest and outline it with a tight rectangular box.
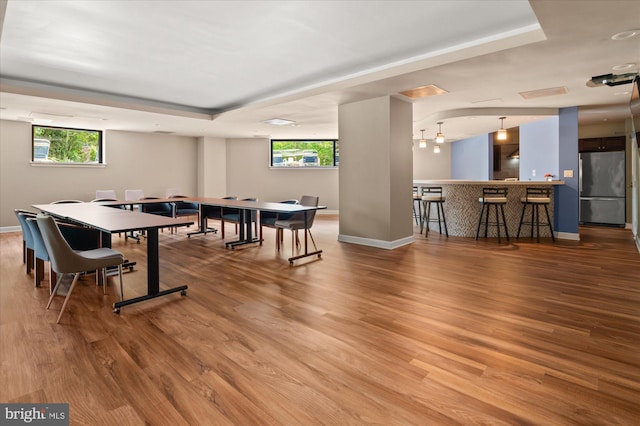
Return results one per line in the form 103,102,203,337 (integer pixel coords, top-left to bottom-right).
52,200,84,204
15,211,36,249
35,215,84,274
169,195,199,211
525,187,551,202
293,195,320,228
141,197,173,215
96,190,117,199
125,189,144,201
26,217,49,262
421,186,443,200
481,187,508,202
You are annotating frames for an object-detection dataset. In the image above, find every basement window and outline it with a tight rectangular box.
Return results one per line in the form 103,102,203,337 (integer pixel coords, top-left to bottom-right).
32,125,104,165
270,139,339,168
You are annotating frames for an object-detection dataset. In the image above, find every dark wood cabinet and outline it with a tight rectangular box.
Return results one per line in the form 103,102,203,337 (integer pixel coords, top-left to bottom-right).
578,136,625,152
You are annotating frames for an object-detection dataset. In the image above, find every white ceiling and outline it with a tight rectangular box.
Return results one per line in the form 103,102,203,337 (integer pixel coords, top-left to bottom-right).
1,0,639,142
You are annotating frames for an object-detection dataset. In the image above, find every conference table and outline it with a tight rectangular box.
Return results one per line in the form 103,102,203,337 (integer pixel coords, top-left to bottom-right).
185,197,325,264
34,202,194,312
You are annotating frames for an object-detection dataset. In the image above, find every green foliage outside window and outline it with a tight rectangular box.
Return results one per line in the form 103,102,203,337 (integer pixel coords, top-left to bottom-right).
271,140,338,167
32,125,102,163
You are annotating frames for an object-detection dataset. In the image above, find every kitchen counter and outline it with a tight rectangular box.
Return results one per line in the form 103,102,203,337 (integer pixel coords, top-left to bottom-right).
413,180,564,238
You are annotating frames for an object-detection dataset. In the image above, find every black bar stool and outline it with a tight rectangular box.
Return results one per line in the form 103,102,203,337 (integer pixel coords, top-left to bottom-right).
475,187,509,243
420,187,448,237
412,186,422,226
517,187,555,242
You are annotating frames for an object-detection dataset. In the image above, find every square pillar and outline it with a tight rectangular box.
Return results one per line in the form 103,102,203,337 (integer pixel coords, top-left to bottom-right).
338,96,414,249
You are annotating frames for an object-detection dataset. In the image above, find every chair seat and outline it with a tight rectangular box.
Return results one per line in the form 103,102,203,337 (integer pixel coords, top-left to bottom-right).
274,219,306,231
521,197,550,203
479,197,507,203
75,248,124,272
422,195,445,202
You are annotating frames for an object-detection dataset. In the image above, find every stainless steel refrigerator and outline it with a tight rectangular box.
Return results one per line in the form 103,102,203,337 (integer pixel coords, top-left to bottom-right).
579,151,626,226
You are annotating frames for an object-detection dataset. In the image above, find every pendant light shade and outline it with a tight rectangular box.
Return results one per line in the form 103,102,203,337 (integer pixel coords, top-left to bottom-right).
497,117,507,141
433,144,441,154
419,129,427,148
435,122,445,143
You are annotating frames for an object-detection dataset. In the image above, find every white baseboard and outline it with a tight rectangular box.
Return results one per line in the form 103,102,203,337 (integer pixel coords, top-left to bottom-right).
338,234,414,250
555,231,580,241
0,226,20,234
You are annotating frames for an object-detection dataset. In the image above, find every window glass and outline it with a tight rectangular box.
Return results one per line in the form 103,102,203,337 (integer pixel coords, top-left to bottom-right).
32,125,103,164
270,140,338,168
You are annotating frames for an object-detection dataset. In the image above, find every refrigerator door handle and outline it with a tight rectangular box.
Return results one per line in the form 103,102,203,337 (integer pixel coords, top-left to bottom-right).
579,157,582,196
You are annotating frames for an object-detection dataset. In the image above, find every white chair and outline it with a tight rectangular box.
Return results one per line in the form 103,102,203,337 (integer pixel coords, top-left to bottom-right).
37,214,125,324
96,189,117,200
125,189,144,204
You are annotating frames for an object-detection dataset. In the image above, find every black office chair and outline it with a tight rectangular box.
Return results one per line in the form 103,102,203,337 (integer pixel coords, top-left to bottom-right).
198,196,236,238
221,198,258,239
168,195,199,233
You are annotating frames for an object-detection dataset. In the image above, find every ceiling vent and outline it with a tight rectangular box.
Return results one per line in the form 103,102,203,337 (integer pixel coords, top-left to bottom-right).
519,86,568,99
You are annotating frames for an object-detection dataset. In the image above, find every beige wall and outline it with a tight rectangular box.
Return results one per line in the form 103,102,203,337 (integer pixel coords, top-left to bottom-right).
0,120,198,227
0,120,340,229
413,141,451,179
225,137,339,208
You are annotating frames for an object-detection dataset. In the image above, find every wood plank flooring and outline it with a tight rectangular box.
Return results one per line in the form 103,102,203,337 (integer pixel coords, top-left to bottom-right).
1,216,639,425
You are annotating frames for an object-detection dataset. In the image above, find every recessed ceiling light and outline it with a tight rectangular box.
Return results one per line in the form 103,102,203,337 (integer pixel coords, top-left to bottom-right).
263,118,296,126
612,63,636,71
399,84,448,99
611,29,640,40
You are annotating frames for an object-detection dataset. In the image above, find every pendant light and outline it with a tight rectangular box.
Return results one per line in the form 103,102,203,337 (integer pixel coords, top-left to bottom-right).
419,129,427,148
497,117,508,141
433,144,441,154
435,122,445,143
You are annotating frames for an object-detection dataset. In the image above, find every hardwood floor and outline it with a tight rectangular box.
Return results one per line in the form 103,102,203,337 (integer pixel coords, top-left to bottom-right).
1,216,639,425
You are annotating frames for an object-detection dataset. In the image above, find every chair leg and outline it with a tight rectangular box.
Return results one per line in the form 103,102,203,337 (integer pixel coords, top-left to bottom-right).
544,204,555,242
440,203,449,237
118,264,124,301
47,273,66,309
494,205,501,243
102,268,107,295
500,205,510,241
307,229,318,251
517,203,526,238
26,248,34,274
475,204,486,240
34,258,44,287
56,273,81,324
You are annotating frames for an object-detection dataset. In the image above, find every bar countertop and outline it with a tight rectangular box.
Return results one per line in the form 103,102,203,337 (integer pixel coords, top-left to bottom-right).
414,179,565,186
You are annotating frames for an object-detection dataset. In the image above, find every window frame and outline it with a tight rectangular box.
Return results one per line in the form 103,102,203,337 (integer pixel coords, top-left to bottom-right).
31,125,104,166
270,139,339,169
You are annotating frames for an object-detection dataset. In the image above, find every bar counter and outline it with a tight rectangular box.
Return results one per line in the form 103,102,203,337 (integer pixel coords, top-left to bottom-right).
414,180,565,238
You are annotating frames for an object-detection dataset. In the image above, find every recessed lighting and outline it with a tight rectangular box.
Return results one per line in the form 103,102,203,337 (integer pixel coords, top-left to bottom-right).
612,63,636,71
611,29,640,40
263,118,296,126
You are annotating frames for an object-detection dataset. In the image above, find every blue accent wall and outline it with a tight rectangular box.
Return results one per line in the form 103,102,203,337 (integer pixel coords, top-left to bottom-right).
451,134,491,180
519,109,579,236
556,107,579,234
519,117,560,181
